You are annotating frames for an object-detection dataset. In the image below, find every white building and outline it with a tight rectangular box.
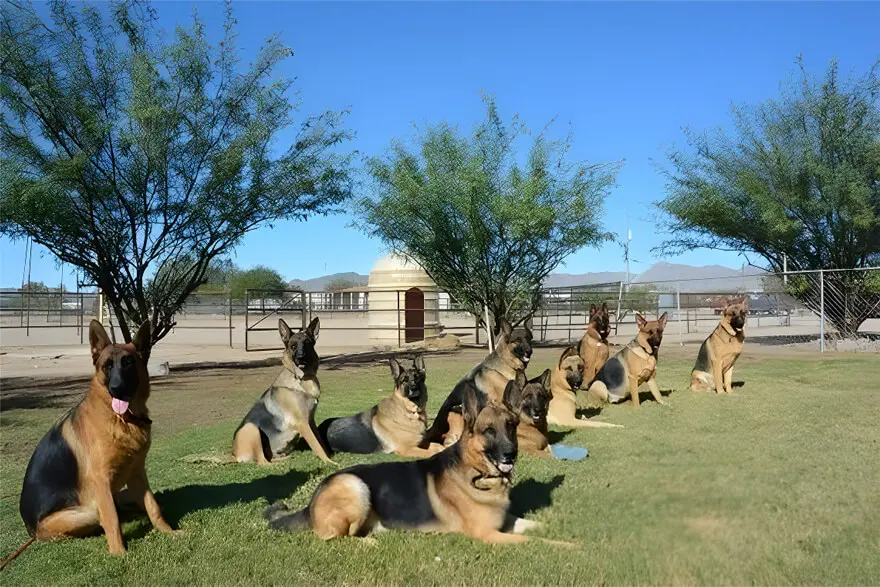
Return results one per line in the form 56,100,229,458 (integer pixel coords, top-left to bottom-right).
367,253,441,344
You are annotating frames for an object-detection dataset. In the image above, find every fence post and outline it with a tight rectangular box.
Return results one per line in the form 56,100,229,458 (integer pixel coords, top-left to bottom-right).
567,287,573,343
79,292,84,344
244,291,249,352
396,291,401,347
819,270,825,352
301,291,307,332
228,294,233,349
677,282,682,345
615,281,623,335
475,314,480,346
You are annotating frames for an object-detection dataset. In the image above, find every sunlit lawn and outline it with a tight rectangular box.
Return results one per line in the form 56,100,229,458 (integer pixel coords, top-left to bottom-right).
2,346,879,585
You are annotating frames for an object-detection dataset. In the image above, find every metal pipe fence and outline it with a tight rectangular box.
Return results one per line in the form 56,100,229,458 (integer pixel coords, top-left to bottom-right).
1,267,877,352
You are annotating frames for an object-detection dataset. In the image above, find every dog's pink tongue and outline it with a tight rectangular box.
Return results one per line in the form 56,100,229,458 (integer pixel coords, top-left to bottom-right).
111,398,129,415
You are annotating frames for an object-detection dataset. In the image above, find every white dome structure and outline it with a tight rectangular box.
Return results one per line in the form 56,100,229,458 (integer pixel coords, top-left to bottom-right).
368,253,440,345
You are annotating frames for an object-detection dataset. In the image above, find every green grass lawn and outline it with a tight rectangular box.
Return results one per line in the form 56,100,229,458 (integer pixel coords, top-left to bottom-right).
2,346,879,585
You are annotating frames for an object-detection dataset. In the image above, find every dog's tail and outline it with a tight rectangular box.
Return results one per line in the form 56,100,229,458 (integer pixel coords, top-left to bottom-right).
263,501,310,533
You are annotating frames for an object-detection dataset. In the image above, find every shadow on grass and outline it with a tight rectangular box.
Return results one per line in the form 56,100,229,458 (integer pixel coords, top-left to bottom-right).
152,469,312,527
547,429,576,444
510,474,565,517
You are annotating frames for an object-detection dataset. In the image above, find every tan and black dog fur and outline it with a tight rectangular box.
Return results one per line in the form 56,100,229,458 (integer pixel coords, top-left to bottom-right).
516,370,553,456
588,313,668,407
691,298,748,394
422,319,532,447
232,317,335,465
264,379,546,544
578,302,612,387
547,346,622,428
318,357,444,458
19,320,177,555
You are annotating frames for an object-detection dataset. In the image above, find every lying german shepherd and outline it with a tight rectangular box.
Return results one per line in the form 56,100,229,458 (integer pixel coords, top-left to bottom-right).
516,370,553,456
547,346,622,427
588,313,668,407
578,303,611,387
691,298,747,393
232,318,335,465
317,357,444,458
264,379,544,544
421,319,532,447
18,320,176,555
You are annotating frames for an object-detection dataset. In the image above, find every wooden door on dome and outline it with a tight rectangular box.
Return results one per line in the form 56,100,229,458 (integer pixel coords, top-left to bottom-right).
404,287,425,342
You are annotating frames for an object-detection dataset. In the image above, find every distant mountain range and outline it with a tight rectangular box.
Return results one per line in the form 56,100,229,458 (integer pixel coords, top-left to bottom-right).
287,262,768,293
288,272,368,291
546,262,766,292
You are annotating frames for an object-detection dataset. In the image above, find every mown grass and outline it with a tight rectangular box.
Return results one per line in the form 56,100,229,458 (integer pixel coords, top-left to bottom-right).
2,346,879,585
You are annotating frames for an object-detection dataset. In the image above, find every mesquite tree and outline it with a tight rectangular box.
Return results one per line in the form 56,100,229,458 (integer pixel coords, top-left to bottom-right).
358,96,621,332
0,0,353,357
656,58,880,336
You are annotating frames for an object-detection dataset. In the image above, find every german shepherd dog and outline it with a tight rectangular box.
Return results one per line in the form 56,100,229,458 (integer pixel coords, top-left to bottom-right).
547,346,623,428
421,319,532,447
232,318,335,465
578,303,611,387
691,298,747,394
317,357,444,458
588,313,668,407
264,380,545,544
18,320,176,555
516,370,553,456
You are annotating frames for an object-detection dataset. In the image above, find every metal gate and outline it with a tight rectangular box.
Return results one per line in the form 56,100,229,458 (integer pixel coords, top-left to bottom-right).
244,289,307,351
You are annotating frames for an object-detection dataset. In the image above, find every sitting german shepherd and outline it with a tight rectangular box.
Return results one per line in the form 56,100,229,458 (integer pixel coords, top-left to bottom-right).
232,318,335,465
691,298,747,393
317,357,444,458
516,370,553,456
588,313,668,407
19,320,176,555
421,319,532,447
578,303,611,387
547,346,622,428
264,379,544,544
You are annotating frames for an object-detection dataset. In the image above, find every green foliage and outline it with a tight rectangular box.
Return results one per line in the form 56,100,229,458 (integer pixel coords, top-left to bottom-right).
228,266,286,300
0,0,353,355
324,278,362,292
656,58,880,334
358,96,621,330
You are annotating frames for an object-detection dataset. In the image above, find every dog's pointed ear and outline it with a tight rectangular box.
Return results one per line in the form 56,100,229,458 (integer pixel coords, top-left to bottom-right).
601,302,608,312
307,317,320,340
560,346,579,363
502,379,523,413
389,358,402,381
462,387,482,432
497,318,513,340
132,321,151,356
658,312,668,329
89,320,111,364
413,355,426,373
278,319,293,344
636,313,647,329
589,303,597,316
539,368,552,391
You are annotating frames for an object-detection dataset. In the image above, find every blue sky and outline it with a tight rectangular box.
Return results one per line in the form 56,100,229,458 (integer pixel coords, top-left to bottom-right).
2,1,878,287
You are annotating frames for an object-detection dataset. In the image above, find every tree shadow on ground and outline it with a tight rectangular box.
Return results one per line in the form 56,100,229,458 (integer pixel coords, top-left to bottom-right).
510,474,565,517
149,469,312,527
